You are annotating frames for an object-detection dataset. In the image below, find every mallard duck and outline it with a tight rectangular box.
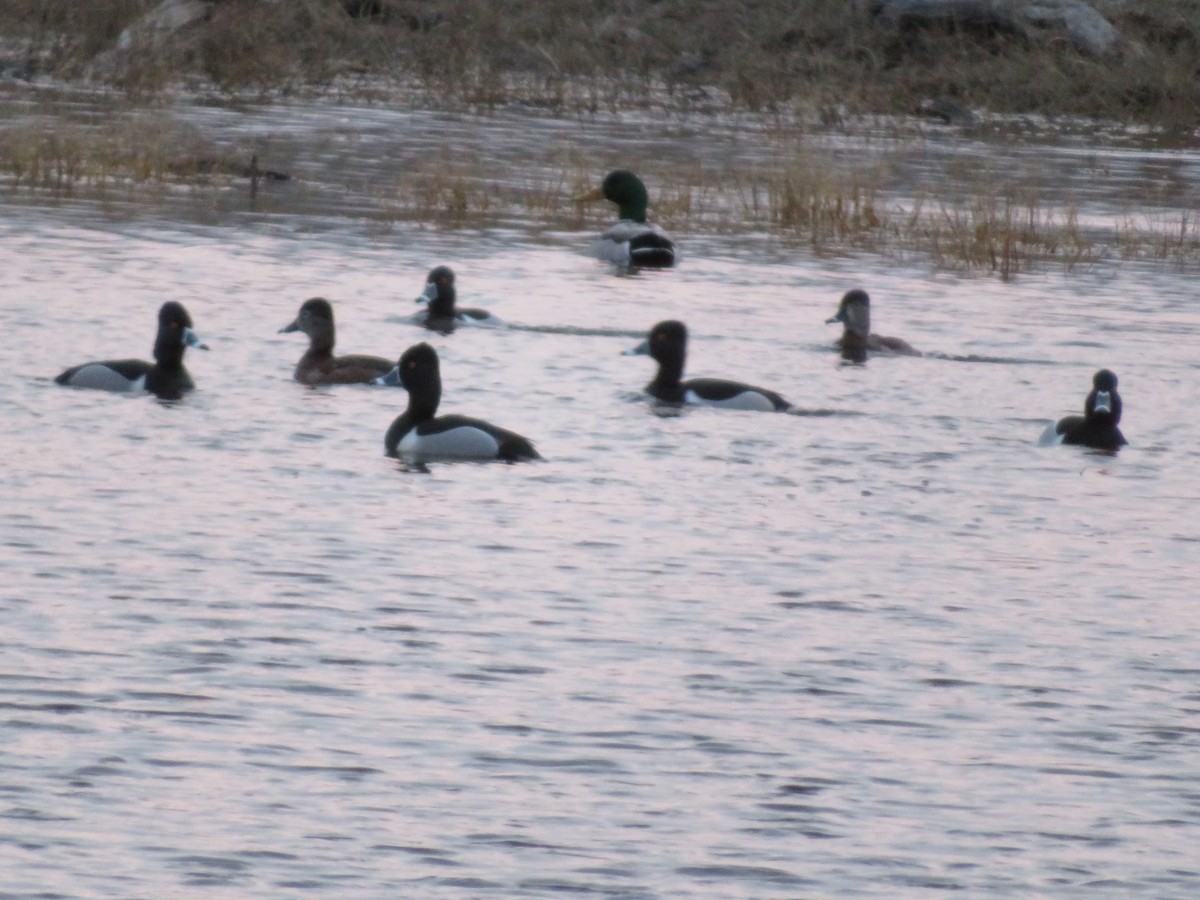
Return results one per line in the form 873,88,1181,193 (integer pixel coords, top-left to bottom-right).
573,169,676,268
1039,369,1127,450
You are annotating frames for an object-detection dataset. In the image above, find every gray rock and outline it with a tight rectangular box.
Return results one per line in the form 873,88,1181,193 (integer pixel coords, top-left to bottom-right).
115,0,213,52
876,0,1128,57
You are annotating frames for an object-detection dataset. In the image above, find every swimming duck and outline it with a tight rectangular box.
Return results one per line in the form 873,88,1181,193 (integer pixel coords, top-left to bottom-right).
412,266,501,334
826,289,919,361
55,301,208,401
279,297,395,385
1040,369,1127,451
625,320,792,411
573,169,676,268
378,342,541,462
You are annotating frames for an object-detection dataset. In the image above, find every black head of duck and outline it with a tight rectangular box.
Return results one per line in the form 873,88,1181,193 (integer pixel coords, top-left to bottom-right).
1041,368,1127,451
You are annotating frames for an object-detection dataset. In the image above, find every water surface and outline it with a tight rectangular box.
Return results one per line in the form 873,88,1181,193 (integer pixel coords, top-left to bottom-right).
1,90,1199,898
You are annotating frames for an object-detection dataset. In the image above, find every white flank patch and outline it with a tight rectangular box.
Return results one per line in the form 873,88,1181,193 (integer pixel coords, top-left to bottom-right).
687,389,777,412
400,425,501,461
1038,422,1065,446
589,236,632,266
66,365,145,393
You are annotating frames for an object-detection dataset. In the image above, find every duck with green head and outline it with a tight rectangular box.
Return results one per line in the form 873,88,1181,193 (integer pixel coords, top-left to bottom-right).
573,169,676,269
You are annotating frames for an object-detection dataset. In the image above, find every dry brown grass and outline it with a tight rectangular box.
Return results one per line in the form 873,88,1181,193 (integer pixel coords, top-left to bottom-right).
2,1,1199,124
541,160,1198,274
1,118,174,189
0,114,259,191
2,112,1198,275
0,1,151,76
1116,211,1200,262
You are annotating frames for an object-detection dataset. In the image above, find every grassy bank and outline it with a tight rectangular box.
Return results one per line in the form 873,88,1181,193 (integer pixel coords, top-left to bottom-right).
1,1,1199,125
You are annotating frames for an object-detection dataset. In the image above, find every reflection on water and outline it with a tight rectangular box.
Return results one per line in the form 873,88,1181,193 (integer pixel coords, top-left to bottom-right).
2,90,1199,897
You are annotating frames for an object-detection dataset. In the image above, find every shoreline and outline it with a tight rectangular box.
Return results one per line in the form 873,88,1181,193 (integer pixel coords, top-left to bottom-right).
0,2,1197,129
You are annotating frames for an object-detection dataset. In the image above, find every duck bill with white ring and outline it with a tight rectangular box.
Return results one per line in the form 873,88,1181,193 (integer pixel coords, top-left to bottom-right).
623,338,650,357
826,296,869,337
415,281,437,305
1093,390,1112,415
183,327,209,351
376,365,402,386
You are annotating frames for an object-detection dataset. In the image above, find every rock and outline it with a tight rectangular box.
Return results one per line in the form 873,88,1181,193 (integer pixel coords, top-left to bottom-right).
876,0,1126,57
1025,0,1122,56
115,0,213,53
88,0,212,80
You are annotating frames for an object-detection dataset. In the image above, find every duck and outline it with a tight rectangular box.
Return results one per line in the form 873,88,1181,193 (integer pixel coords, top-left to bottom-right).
55,301,208,401
279,297,395,385
378,342,541,462
625,320,792,411
573,169,676,268
826,289,919,362
411,266,501,334
1039,369,1127,451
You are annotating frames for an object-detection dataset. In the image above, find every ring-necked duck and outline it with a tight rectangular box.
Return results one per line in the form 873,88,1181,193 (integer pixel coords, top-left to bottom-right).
279,297,395,385
378,343,541,462
411,266,501,334
55,301,208,400
1039,369,1127,450
573,170,676,269
826,289,919,361
625,320,792,411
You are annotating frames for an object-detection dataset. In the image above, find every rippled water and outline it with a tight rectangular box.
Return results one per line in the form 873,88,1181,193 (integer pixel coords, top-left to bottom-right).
2,90,1199,898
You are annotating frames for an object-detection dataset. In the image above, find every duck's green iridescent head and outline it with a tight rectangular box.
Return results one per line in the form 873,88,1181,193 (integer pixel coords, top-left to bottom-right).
574,169,652,223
